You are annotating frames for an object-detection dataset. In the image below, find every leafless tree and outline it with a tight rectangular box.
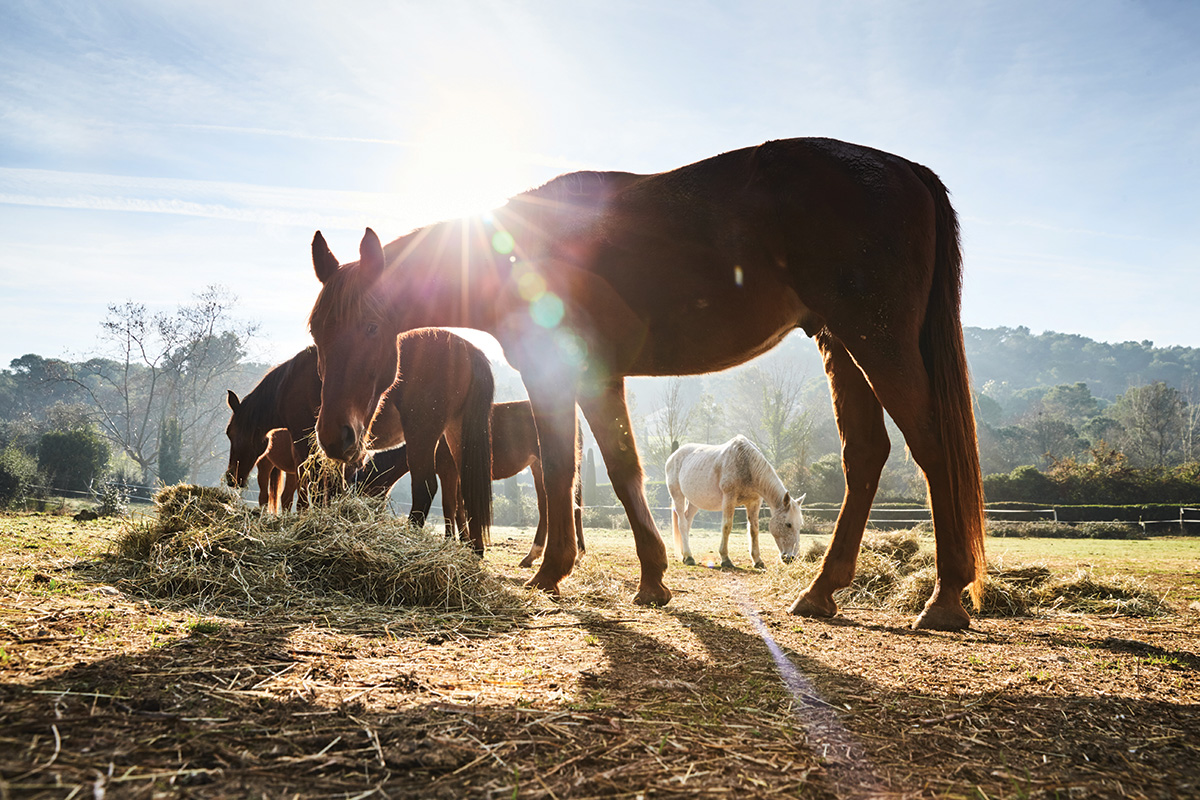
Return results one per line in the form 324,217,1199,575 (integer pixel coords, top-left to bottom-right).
59,287,257,483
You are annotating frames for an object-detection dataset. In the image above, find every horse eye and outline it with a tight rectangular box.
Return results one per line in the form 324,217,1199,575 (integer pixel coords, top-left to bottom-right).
365,322,379,337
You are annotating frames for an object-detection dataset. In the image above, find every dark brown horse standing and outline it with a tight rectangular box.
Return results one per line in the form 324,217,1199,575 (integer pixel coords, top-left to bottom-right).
360,327,494,551
307,137,985,630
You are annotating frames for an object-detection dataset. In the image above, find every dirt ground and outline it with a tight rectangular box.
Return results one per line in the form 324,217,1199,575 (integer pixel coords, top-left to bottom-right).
2,513,1199,799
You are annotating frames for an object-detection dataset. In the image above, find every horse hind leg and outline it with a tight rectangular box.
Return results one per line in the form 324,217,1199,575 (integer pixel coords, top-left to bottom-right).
519,460,548,568
845,338,981,631
790,331,890,619
667,476,694,566
718,495,738,569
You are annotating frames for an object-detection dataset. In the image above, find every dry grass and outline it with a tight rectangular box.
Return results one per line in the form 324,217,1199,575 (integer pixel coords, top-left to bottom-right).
108,484,527,619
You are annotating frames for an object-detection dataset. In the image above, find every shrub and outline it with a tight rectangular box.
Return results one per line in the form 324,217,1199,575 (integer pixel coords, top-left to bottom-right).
38,427,110,494
0,445,38,508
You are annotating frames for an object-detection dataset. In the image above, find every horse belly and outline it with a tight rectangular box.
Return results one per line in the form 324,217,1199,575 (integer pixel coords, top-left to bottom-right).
677,463,726,512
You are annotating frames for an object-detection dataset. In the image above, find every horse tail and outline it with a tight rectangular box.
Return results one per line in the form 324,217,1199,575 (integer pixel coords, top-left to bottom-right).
911,162,986,611
460,342,495,544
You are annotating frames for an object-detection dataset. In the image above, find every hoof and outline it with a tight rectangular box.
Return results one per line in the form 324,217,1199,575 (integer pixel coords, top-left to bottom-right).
517,556,535,568
525,570,562,596
720,559,735,569
788,592,837,618
633,583,672,606
682,556,696,566
753,561,765,570
913,604,970,631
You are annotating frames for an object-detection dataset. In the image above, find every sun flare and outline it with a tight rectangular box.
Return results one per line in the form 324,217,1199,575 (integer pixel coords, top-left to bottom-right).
392,89,539,223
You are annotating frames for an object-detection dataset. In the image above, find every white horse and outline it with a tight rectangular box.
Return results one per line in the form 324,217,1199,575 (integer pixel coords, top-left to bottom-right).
665,435,804,569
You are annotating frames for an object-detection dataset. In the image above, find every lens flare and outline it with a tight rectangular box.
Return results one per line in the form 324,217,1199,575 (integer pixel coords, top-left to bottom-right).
530,293,564,328
492,230,515,254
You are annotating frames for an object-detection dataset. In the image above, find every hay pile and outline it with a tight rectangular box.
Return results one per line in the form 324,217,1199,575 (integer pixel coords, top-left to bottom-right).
109,484,525,618
781,530,1167,618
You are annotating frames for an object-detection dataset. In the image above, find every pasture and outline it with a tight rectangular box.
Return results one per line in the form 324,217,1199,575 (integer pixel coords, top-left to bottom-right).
2,507,1198,799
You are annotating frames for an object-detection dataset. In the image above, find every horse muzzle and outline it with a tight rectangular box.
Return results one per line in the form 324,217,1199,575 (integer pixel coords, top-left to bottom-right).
319,423,367,465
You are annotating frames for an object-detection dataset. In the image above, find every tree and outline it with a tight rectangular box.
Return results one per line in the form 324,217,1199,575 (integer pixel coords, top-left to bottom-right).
732,364,814,476
1114,382,1185,468
38,427,110,493
643,377,695,477
157,416,187,485
58,286,257,483
584,448,598,505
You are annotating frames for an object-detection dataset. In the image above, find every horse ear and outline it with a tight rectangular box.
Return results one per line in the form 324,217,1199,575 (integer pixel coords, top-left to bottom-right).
312,231,340,284
359,227,385,281
227,390,240,413
797,492,806,505
783,491,791,506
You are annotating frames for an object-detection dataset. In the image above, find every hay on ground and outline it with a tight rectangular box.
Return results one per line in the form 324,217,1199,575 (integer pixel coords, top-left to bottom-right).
780,530,1164,619
109,485,526,618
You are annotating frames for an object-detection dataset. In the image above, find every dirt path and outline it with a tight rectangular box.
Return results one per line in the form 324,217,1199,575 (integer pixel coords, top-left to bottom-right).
2,517,1199,798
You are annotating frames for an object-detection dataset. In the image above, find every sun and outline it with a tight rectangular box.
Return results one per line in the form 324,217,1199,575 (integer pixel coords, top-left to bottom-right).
392,88,539,223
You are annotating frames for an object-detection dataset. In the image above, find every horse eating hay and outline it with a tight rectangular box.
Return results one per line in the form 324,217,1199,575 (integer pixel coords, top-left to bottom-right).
307,137,985,630
224,330,493,551
666,435,804,569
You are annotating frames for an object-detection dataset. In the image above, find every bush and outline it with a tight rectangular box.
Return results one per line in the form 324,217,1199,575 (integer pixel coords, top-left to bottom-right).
0,445,38,508
38,427,110,494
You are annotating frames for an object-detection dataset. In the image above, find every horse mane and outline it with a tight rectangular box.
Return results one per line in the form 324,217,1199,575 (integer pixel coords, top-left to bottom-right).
238,347,317,435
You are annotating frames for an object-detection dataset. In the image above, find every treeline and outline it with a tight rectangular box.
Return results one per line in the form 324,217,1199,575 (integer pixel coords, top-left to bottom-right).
0,287,264,505
5,311,1200,510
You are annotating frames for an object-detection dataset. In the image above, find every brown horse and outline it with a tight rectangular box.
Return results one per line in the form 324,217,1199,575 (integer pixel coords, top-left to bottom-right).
255,428,299,513
307,137,985,630
225,347,321,504
366,399,585,566
226,331,494,550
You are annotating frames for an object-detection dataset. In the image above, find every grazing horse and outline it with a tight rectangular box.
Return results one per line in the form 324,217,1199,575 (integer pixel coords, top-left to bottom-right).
306,137,985,630
665,435,803,569
224,331,494,551
224,347,321,505
367,399,585,566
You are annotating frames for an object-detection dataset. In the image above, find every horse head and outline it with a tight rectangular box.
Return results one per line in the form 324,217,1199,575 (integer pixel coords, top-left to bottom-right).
224,389,264,488
769,491,806,563
308,228,399,464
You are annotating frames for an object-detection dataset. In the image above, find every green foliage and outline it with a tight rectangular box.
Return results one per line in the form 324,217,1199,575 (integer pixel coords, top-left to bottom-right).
0,445,38,508
984,447,1200,505
37,426,110,493
157,416,188,485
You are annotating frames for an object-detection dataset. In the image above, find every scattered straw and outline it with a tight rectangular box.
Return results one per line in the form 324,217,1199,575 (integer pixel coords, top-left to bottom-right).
773,530,1167,619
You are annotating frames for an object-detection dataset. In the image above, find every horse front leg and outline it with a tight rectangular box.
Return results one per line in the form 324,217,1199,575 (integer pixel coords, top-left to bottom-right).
718,495,737,569
746,497,764,569
580,381,670,605
789,332,889,618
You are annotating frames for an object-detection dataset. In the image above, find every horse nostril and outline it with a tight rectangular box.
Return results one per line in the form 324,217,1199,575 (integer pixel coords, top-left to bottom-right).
340,424,357,458
780,553,795,564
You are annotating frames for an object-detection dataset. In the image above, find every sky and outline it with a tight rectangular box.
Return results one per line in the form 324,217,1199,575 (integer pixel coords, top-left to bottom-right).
1,0,1198,370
